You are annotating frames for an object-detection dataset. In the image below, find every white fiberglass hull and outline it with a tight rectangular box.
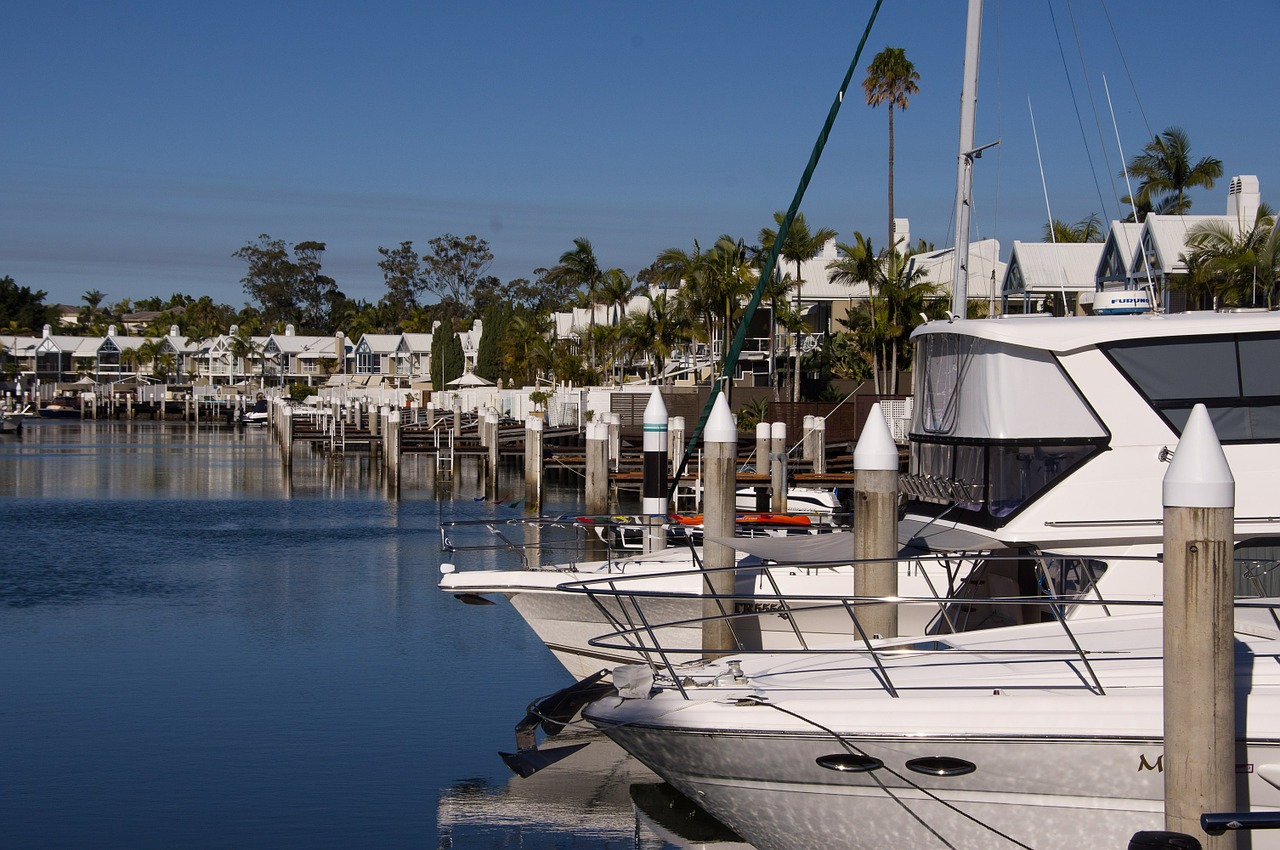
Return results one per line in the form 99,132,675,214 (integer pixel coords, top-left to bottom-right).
585,613,1280,850
440,552,950,681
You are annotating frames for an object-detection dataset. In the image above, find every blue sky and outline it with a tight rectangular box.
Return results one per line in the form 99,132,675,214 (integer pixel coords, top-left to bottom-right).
3,0,1276,311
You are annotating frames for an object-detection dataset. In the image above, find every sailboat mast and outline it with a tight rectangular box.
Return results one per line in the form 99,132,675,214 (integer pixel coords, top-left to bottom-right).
951,0,983,316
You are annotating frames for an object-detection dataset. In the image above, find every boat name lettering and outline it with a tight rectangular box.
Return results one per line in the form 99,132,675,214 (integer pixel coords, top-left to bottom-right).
1138,754,1163,772
734,601,791,619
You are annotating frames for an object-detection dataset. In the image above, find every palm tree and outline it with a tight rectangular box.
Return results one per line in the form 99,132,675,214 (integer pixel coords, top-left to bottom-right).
829,234,943,393
863,46,920,251
1125,127,1223,217
1180,205,1279,309
759,212,837,402
1043,213,1104,243
227,328,261,385
599,268,641,327
547,238,604,379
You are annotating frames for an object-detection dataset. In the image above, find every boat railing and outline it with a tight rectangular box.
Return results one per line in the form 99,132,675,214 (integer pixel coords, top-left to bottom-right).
437,511,851,571
556,552,1280,700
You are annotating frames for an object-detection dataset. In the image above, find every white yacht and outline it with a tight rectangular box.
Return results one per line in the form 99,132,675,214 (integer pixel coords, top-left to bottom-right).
440,309,1280,679
583,599,1280,850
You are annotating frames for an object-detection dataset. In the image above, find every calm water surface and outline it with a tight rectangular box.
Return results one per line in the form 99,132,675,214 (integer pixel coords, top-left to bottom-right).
0,420,744,849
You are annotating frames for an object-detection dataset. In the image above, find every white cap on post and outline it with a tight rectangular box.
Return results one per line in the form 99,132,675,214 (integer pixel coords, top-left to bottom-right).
854,402,899,471
1163,404,1234,508
705,393,736,444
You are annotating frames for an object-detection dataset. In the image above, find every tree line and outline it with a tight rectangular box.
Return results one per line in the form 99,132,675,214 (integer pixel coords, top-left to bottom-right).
4,43,1274,393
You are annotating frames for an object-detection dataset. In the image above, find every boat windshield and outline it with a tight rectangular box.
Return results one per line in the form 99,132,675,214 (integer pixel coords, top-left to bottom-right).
904,333,1107,526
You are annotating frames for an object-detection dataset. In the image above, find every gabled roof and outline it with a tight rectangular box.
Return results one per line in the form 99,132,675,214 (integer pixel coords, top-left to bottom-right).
1002,241,1105,295
268,333,339,355
400,333,433,352
1132,215,1235,277
1096,222,1144,284
354,333,403,354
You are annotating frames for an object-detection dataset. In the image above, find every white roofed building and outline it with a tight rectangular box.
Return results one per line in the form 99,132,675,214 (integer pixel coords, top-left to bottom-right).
1001,241,1105,315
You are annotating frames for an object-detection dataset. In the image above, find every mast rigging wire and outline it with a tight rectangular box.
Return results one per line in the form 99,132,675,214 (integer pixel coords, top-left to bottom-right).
665,0,885,501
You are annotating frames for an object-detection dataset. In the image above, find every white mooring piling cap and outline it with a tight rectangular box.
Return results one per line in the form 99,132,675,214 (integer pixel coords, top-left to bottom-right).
1163,404,1234,508
854,402,899,471
705,393,736,444
643,388,668,426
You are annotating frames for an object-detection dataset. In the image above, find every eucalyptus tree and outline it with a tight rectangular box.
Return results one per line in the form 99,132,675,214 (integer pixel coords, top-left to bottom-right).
547,238,605,377
419,233,494,317
0,276,57,331
235,235,340,333
759,211,837,401
376,240,424,327
863,46,920,249
1125,127,1222,217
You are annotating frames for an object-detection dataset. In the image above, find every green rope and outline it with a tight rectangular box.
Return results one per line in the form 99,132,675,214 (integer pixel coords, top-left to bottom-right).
667,0,885,500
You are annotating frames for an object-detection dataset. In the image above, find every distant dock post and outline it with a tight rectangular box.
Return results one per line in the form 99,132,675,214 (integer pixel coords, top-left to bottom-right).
524,414,544,511
812,416,827,474
585,421,609,517
754,422,770,511
1161,403,1236,848
668,416,685,478
853,402,899,640
486,410,500,498
642,389,668,555
702,394,738,657
769,421,787,513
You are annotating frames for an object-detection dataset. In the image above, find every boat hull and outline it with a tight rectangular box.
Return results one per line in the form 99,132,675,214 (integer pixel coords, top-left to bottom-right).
594,720,1214,850
444,564,948,681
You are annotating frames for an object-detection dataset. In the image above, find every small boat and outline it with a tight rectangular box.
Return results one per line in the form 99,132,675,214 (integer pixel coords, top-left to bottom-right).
38,396,81,419
237,394,269,426
0,411,22,435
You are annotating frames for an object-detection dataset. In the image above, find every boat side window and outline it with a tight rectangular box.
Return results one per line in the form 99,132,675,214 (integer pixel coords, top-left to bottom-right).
1104,333,1280,442
987,445,1097,518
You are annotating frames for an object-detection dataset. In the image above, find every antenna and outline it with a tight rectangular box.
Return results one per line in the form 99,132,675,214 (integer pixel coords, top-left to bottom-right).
1104,74,1159,312
1028,99,1071,316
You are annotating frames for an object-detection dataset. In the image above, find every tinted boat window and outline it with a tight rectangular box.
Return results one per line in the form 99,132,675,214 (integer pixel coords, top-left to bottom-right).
1107,338,1237,400
1104,332,1280,443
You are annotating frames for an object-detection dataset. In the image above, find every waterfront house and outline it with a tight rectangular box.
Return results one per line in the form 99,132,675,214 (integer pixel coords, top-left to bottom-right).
1000,240,1105,315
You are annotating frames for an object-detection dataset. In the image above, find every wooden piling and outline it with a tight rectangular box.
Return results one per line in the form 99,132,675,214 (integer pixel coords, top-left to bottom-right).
585,421,609,516
769,421,787,513
702,394,738,657
1162,404,1236,848
853,402,900,639
524,415,544,511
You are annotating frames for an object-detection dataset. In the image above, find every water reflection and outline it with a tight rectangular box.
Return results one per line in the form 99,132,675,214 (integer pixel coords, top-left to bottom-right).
4,420,730,848
438,733,749,849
